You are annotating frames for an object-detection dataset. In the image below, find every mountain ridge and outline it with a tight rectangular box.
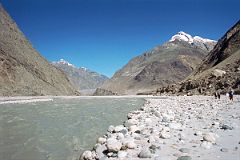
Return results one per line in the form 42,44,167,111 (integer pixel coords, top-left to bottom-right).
95,32,216,95
52,59,109,94
153,20,240,95
0,4,78,96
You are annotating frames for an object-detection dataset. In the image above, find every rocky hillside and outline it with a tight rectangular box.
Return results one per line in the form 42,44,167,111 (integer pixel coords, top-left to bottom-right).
96,32,216,95
154,20,240,95
0,4,78,96
52,59,108,93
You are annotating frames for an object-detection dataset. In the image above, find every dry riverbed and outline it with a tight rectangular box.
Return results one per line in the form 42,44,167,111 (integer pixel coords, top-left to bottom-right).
81,96,240,160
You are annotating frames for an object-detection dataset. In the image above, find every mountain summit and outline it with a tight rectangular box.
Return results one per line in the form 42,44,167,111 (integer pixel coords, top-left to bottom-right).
170,31,217,51
95,32,216,95
54,59,76,67
155,20,240,95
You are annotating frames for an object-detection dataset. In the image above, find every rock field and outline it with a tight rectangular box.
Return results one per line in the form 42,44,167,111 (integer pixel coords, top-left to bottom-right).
81,96,240,160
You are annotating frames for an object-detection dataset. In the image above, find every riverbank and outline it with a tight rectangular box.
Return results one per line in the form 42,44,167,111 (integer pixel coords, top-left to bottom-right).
0,95,153,105
81,96,240,160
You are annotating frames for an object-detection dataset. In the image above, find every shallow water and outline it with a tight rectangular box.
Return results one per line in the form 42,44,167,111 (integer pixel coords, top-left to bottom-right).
0,97,145,160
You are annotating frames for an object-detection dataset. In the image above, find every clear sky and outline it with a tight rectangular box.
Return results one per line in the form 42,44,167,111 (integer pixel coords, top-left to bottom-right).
1,0,239,77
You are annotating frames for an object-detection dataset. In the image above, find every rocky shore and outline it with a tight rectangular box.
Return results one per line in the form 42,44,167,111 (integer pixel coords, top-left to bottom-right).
80,96,240,160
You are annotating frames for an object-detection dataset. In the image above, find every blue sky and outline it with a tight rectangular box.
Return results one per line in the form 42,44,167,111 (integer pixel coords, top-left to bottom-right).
1,0,239,77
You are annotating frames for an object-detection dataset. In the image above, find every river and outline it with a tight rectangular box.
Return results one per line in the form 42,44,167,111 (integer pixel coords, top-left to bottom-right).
0,97,145,160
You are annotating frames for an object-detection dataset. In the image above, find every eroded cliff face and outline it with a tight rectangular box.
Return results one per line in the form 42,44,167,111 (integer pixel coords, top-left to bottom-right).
0,4,78,96
97,33,215,95
154,21,240,95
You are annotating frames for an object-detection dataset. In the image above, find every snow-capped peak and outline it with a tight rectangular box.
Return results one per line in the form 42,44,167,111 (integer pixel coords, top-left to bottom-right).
169,31,216,44
80,67,88,71
170,31,194,43
54,59,75,67
193,36,216,43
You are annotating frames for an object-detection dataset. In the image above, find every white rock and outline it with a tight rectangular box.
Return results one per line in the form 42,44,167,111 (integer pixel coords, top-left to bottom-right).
108,125,115,132
138,148,152,158
203,133,216,143
148,136,156,143
178,133,186,140
118,151,128,158
145,118,152,124
126,141,136,149
114,125,125,133
212,69,226,77
106,138,122,152
125,119,138,127
97,137,106,144
162,127,170,132
162,113,174,122
169,123,182,129
81,150,93,160
95,144,107,158
160,131,171,139
201,141,212,149
129,125,140,133
116,133,124,140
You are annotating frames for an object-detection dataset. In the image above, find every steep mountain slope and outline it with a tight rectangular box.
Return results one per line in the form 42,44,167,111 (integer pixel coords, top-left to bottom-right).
96,32,216,95
155,20,240,95
0,4,78,96
52,59,108,93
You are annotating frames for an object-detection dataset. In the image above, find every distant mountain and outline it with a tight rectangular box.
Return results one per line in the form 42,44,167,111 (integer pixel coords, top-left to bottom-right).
0,4,78,96
52,59,109,93
95,32,216,95
155,20,240,95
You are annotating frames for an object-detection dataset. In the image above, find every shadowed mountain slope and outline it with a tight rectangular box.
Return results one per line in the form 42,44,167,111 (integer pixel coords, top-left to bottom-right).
0,4,78,96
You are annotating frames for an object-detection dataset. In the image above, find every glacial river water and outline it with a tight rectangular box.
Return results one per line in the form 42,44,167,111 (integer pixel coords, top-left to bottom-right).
0,97,145,160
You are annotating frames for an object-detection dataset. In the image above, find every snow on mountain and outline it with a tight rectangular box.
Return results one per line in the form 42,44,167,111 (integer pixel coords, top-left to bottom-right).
193,36,216,43
80,67,88,71
170,31,216,44
52,60,109,92
52,59,76,67
170,31,194,43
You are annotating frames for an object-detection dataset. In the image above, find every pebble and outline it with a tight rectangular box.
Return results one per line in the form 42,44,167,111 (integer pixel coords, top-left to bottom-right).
149,144,160,153
126,141,136,149
106,138,122,152
95,144,107,158
129,125,140,133
114,125,125,133
179,148,190,153
160,131,171,139
178,133,186,140
108,125,115,133
138,148,152,158
125,119,138,127
117,151,128,158
97,137,106,144
220,124,233,130
177,156,192,160
169,122,182,129
80,150,93,160
203,133,216,143
201,141,212,149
